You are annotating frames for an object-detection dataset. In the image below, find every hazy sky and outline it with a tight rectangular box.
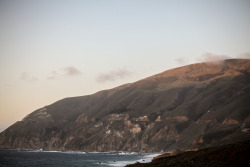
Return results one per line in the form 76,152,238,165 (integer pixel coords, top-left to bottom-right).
0,0,250,132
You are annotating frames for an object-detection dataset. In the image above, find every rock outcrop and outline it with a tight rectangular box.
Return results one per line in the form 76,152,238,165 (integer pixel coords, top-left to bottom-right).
126,140,250,167
0,59,250,152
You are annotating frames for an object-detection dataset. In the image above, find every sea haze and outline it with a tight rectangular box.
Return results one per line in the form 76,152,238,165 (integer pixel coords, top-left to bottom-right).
0,149,160,167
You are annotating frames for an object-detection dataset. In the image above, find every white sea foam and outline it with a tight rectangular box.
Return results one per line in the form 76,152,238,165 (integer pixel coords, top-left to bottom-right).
41,150,62,153
142,153,161,162
106,153,161,167
108,160,136,167
21,150,160,166
61,151,86,154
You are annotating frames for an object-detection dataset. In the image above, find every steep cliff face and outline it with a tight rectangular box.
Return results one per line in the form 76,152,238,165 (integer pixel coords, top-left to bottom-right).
1,59,250,152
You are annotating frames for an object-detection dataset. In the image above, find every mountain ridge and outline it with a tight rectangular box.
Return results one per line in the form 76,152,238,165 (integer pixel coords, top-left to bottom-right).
1,59,250,152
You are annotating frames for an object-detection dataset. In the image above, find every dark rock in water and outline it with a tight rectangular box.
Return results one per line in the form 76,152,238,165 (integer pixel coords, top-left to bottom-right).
125,140,250,167
0,59,250,152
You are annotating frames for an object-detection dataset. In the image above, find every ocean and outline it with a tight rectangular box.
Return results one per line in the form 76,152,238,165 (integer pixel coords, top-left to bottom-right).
0,149,160,167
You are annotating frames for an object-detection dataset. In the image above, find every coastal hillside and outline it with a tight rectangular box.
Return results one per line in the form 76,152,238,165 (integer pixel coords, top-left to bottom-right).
0,59,250,152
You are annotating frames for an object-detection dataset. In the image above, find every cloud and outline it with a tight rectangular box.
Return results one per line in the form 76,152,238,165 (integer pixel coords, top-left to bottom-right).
198,52,231,64
47,76,56,80
47,71,58,80
96,68,132,82
47,67,82,80
237,53,250,59
62,66,82,76
20,72,29,80
175,57,189,65
20,72,38,82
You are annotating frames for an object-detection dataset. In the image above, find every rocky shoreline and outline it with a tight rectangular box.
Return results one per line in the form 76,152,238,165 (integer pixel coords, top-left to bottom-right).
125,140,250,167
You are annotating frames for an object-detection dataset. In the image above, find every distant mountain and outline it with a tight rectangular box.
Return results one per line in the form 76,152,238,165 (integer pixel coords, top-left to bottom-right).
0,59,250,152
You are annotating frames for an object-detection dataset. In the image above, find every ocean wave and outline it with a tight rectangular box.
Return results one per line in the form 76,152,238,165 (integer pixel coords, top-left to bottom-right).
105,153,161,167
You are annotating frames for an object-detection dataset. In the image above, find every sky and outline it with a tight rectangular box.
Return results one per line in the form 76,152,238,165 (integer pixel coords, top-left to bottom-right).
0,0,250,132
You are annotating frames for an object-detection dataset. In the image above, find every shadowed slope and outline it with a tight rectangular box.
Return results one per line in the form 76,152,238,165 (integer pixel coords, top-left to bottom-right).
0,59,250,152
